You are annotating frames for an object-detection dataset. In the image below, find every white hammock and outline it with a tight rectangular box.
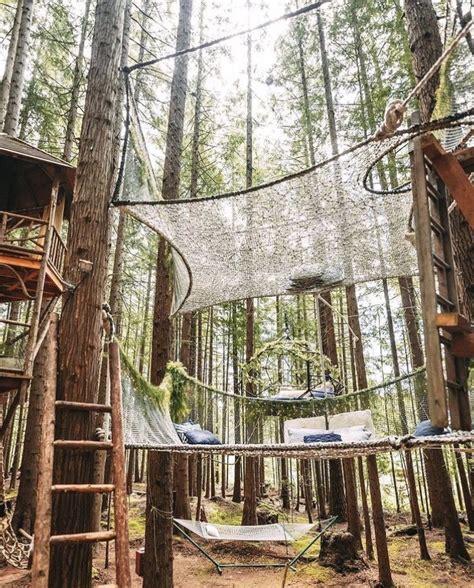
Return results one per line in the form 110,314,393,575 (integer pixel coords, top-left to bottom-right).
175,518,315,542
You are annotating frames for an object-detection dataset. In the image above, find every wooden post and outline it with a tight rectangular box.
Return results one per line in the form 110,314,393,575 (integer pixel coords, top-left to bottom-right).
31,314,58,587
367,454,393,587
409,115,447,427
109,340,132,587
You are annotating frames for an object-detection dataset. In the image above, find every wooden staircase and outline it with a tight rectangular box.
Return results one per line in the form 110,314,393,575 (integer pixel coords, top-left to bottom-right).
31,331,131,587
410,119,472,430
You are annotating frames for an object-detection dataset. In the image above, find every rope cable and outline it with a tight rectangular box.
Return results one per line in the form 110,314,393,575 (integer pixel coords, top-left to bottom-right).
124,0,333,73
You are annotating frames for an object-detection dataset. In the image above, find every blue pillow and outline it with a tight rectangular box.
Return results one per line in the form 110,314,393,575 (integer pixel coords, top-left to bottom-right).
414,420,448,437
185,429,222,445
304,433,342,444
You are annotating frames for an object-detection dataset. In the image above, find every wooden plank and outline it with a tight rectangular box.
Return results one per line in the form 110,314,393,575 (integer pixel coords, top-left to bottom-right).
410,132,448,427
52,484,115,493
109,341,132,587
31,315,58,588
435,312,471,334
50,531,116,545
451,333,474,358
55,400,112,413
421,134,474,228
53,440,113,450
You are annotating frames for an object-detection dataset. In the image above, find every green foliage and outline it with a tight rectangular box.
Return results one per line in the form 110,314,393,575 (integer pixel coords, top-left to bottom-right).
120,345,167,408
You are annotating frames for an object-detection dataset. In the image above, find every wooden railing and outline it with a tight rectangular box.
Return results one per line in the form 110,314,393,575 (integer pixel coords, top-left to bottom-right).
49,226,67,275
0,210,67,274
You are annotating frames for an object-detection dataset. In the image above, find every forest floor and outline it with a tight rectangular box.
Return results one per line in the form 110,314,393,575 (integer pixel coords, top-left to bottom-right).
2,488,474,587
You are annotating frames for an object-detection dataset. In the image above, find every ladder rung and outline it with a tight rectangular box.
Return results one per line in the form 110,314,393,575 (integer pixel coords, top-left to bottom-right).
54,440,113,451
52,484,115,493
430,217,446,235
50,530,116,545
436,293,455,309
55,400,112,413
432,253,452,271
439,333,452,346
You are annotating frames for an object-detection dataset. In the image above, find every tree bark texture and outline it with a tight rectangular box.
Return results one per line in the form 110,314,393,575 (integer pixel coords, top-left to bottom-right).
3,0,34,136
404,0,443,122
0,0,23,129
144,451,174,588
50,1,125,585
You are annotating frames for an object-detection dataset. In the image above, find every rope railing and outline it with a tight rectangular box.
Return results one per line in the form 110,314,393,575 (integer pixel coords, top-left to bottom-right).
125,432,474,458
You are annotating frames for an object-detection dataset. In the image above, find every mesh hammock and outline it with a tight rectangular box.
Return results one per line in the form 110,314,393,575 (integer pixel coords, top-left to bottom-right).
115,101,473,314
175,519,316,542
120,358,182,447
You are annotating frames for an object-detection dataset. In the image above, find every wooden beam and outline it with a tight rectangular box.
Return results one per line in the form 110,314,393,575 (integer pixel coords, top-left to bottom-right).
421,134,474,228
31,315,58,588
50,531,116,545
411,132,448,427
435,312,472,334
109,341,132,587
451,333,474,358
52,484,114,493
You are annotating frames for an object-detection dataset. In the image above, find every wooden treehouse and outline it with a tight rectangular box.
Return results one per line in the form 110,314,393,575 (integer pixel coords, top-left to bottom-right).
0,133,75,398
410,118,474,430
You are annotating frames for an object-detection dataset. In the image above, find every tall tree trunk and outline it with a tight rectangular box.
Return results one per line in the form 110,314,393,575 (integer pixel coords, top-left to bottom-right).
232,304,242,503
145,1,193,584
63,0,92,161
404,0,442,122
0,0,22,128
241,20,258,525
316,8,348,521
3,0,34,136
49,1,126,585
12,332,52,533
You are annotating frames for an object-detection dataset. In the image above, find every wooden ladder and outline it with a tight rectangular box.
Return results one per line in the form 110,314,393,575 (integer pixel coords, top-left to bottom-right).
31,324,131,587
410,118,472,430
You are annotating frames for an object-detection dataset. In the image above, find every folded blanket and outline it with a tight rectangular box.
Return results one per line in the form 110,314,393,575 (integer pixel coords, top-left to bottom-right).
414,420,449,437
304,433,342,443
185,428,222,445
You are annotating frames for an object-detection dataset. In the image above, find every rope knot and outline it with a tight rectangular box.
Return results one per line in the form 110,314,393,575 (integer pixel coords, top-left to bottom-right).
373,99,407,140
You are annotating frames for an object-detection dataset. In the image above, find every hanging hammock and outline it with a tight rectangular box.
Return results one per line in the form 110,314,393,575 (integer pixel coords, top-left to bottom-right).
173,516,338,574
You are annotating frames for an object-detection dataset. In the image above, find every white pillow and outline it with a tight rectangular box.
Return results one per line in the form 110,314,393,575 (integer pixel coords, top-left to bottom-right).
205,524,220,539
333,425,372,443
287,427,329,444
329,409,375,434
274,388,307,399
283,416,326,443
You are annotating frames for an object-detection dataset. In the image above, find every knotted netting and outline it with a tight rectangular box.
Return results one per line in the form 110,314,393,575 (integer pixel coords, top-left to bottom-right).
116,108,473,314
119,349,182,447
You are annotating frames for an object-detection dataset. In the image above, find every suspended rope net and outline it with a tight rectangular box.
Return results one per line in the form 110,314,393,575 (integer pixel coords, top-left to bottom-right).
120,349,182,447
116,104,474,314
110,6,474,315
118,350,474,458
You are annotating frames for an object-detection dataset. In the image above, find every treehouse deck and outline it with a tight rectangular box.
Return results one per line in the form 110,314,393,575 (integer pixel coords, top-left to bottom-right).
0,210,67,302
0,136,75,400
